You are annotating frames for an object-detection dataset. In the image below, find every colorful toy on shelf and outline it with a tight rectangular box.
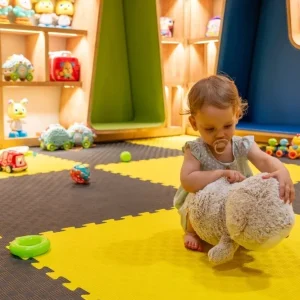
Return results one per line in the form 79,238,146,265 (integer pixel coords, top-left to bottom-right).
0,150,27,173
39,123,73,151
2,54,34,82
49,51,80,81
287,134,300,159
7,98,29,138
206,16,221,37
0,0,13,24
33,0,57,27
70,164,90,184
12,0,35,25
55,0,74,29
160,17,174,38
67,123,96,149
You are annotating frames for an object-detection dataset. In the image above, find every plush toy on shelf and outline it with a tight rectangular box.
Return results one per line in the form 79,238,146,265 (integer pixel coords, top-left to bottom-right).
7,98,29,138
2,54,34,81
55,0,74,29
160,17,174,38
0,0,13,24
12,0,35,25
206,16,221,37
33,0,57,27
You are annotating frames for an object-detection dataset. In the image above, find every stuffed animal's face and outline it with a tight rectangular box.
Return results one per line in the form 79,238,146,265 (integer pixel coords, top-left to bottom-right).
7,98,28,120
226,174,295,251
56,0,73,16
35,0,54,13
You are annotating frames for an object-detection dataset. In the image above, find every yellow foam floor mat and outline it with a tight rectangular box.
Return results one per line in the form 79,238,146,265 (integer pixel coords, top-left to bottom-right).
95,156,300,188
0,154,81,179
128,135,197,150
32,209,300,300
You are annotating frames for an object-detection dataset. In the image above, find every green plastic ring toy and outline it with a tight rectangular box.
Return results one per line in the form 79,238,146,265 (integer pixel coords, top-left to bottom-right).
9,235,50,259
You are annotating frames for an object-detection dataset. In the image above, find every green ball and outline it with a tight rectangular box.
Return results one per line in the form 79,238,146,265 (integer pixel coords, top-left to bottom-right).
120,151,132,162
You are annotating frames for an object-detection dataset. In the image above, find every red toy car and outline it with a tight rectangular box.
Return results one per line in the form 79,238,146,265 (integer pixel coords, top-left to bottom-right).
0,150,27,173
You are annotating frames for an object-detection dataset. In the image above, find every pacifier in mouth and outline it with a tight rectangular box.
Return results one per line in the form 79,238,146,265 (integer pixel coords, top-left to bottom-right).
212,139,228,154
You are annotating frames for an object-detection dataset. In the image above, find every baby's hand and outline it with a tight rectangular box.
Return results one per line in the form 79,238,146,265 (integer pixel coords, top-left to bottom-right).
224,170,246,184
262,170,295,203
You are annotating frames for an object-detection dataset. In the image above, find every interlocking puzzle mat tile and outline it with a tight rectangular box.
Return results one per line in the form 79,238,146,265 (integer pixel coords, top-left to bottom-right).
0,154,81,179
32,142,181,167
32,209,300,300
128,135,197,150
95,156,300,188
0,169,176,242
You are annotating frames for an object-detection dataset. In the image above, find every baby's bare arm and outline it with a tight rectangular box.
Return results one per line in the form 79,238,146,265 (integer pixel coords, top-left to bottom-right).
180,148,225,193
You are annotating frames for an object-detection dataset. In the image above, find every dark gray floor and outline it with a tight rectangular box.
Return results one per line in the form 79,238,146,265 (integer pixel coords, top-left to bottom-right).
0,143,178,299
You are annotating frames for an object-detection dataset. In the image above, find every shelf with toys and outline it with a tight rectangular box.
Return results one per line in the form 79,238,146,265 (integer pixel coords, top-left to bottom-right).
0,0,100,148
158,0,225,133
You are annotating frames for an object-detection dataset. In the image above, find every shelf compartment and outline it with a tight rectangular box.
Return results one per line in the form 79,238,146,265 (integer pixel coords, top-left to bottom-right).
189,0,224,40
2,86,61,139
159,0,184,40
0,32,46,82
162,43,186,87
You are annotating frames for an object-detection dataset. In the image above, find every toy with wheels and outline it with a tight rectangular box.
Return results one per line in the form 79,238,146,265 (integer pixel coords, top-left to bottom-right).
39,124,73,151
287,134,300,159
265,138,289,158
2,54,34,82
67,123,96,149
70,164,90,184
0,150,27,173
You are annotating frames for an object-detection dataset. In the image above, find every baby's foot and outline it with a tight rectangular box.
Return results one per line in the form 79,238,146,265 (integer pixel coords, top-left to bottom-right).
184,232,203,251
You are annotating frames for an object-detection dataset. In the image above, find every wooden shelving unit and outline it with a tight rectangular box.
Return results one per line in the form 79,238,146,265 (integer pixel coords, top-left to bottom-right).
0,0,226,147
158,0,225,133
0,0,100,148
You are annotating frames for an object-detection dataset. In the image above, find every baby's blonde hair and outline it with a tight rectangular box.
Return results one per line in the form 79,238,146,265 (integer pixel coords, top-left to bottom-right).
186,75,248,118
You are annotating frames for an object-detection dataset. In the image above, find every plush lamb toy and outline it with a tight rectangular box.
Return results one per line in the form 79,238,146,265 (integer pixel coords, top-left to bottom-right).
187,173,295,265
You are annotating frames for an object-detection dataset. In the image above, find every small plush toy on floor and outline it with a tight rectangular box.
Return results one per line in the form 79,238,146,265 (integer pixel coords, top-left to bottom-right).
185,173,295,265
70,164,90,184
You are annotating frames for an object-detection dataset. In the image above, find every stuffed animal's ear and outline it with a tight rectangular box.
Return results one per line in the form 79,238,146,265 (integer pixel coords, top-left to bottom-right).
20,98,28,105
8,99,14,105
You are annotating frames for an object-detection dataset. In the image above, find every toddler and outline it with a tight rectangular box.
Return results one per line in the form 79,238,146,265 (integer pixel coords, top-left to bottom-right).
174,75,295,252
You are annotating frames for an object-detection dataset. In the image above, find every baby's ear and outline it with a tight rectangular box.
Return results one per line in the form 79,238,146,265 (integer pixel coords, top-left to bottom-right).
188,115,198,131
